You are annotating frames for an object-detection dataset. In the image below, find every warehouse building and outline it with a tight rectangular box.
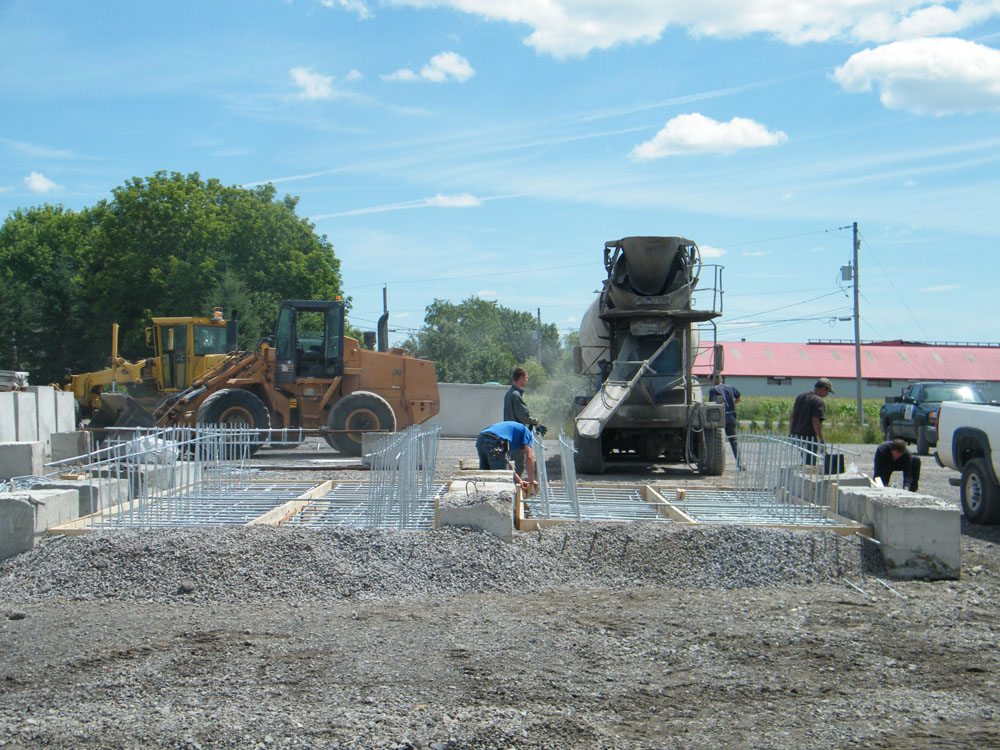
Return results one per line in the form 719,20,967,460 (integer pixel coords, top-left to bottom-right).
695,340,1000,401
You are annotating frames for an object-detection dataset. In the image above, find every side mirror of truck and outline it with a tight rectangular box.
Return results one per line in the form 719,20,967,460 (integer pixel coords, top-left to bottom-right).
572,346,584,374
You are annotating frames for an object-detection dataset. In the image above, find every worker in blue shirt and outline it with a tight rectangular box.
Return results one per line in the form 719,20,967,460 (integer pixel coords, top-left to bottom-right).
476,420,538,493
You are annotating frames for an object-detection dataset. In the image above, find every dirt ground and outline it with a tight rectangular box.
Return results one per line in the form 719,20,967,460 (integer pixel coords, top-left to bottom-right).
2,439,999,749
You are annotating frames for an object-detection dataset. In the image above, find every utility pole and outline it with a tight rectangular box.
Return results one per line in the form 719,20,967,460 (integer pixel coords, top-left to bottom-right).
852,222,864,426
537,308,542,365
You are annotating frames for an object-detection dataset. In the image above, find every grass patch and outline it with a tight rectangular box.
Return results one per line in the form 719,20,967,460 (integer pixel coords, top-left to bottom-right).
739,396,884,444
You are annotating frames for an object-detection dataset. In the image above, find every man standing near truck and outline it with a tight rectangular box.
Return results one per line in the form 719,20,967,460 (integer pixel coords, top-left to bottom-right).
789,377,834,463
708,374,741,463
874,438,921,491
503,366,546,476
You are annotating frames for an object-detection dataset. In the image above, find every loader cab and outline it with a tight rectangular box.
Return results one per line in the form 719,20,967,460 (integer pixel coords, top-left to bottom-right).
273,300,345,384
151,313,231,391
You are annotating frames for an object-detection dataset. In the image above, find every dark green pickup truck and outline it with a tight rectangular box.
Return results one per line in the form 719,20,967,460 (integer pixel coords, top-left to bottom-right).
880,381,988,455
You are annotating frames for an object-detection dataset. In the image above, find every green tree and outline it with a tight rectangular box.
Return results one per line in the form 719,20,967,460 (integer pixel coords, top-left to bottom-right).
0,171,344,383
0,205,91,383
403,297,562,383
83,171,343,357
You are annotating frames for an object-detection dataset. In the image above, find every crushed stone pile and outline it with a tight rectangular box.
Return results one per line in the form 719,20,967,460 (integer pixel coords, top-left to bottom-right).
0,523,879,606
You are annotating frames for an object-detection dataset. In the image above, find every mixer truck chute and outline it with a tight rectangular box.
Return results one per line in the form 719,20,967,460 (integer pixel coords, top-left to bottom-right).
572,236,725,475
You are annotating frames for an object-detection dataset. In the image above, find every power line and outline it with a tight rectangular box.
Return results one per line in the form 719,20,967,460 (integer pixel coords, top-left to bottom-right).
856,228,929,339
712,225,850,249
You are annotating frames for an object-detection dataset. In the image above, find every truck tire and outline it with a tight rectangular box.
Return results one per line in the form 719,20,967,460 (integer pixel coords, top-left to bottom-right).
197,388,271,456
697,426,726,476
916,429,930,456
325,391,397,456
960,458,1000,524
574,435,605,475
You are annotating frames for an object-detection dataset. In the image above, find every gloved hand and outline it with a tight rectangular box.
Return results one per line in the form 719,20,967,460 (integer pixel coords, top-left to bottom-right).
536,424,548,436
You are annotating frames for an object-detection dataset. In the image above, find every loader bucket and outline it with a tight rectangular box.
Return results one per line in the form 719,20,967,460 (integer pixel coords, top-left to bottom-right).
96,393,157,430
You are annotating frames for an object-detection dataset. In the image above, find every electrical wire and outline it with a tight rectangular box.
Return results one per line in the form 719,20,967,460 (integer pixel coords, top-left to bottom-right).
856,228,930,339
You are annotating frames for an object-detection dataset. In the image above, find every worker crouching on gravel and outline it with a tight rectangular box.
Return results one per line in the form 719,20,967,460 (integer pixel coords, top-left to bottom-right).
874,438,921,492
476,420,539,494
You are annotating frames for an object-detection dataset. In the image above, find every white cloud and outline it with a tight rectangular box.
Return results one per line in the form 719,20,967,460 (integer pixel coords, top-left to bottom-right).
699,244,728,258
290,66,335,99
320,0,371,20
427,193,481,207
288,68,333,99
630,113,787,160
742,249,772,257
24,172,62,193
0,185,11,193
919,283,961,292
388,1,1000,59
310,192,483,219
383,51,474,82
344,69,363,82
475,289,498,297
833,37,1000,115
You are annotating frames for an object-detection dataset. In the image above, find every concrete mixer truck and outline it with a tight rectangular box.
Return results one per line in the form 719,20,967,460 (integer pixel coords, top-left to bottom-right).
572,236,726,475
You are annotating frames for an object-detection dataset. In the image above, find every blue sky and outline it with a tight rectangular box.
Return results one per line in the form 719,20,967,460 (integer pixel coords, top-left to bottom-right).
2,0,998,347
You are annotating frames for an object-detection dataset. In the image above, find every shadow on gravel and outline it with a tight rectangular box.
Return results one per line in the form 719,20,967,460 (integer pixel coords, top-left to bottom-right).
960,517,1000,545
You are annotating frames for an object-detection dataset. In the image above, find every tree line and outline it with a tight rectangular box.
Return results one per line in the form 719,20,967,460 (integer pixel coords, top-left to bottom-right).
0,171,574,391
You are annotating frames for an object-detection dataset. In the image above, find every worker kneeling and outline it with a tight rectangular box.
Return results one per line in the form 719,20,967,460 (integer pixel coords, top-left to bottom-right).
874,438,921,492
476,421,539,494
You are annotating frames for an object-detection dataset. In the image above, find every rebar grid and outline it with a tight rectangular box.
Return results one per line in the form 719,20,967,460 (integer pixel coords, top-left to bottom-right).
524,485,662,522
365,424,442,529
558,430,582,520
533,428,552,518
287,481,447,530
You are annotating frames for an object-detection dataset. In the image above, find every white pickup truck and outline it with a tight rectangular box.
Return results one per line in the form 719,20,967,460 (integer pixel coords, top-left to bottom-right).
936,401,1000,523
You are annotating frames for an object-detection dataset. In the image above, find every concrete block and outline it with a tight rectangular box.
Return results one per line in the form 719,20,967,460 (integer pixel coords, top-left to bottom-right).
50,431,92,463
0,392,15,442
836,486,960,580
28,478,129,518
55,390,77,433
436,485,514,542
0,489,80,561
0,441,44,480
14,392,37,442
425,383,508,438
28,386,57,453
0,495,34,560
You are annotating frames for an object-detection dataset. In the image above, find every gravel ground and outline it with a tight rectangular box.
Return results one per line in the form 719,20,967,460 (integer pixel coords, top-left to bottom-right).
1,438,999,749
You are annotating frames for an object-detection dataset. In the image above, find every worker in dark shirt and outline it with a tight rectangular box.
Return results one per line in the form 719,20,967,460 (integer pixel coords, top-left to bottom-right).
789,377,834,464
503,366,547,476
874,438,921,491
707,374,741,462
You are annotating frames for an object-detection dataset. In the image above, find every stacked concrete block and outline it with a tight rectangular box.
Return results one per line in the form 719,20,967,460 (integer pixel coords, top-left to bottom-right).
0,441,44,480
0,392,15,442
50,431,92,463
29,477,130,518
28,386,57,453
13,392,37,442
0,489,80,561
55,389,77,432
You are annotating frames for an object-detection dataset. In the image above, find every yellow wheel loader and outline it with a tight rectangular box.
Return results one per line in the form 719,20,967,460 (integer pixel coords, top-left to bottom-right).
65,300,440,456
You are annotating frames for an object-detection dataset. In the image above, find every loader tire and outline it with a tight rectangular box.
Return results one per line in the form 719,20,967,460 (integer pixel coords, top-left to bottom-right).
325,391,397,457
574,434,605,475
697,426,726,476
197,389,271,456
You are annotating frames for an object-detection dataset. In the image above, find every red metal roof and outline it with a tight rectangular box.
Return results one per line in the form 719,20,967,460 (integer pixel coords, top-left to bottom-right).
694,342,1000,381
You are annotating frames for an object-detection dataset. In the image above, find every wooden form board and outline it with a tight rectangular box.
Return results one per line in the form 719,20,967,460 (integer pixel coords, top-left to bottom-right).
247,480,334,526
